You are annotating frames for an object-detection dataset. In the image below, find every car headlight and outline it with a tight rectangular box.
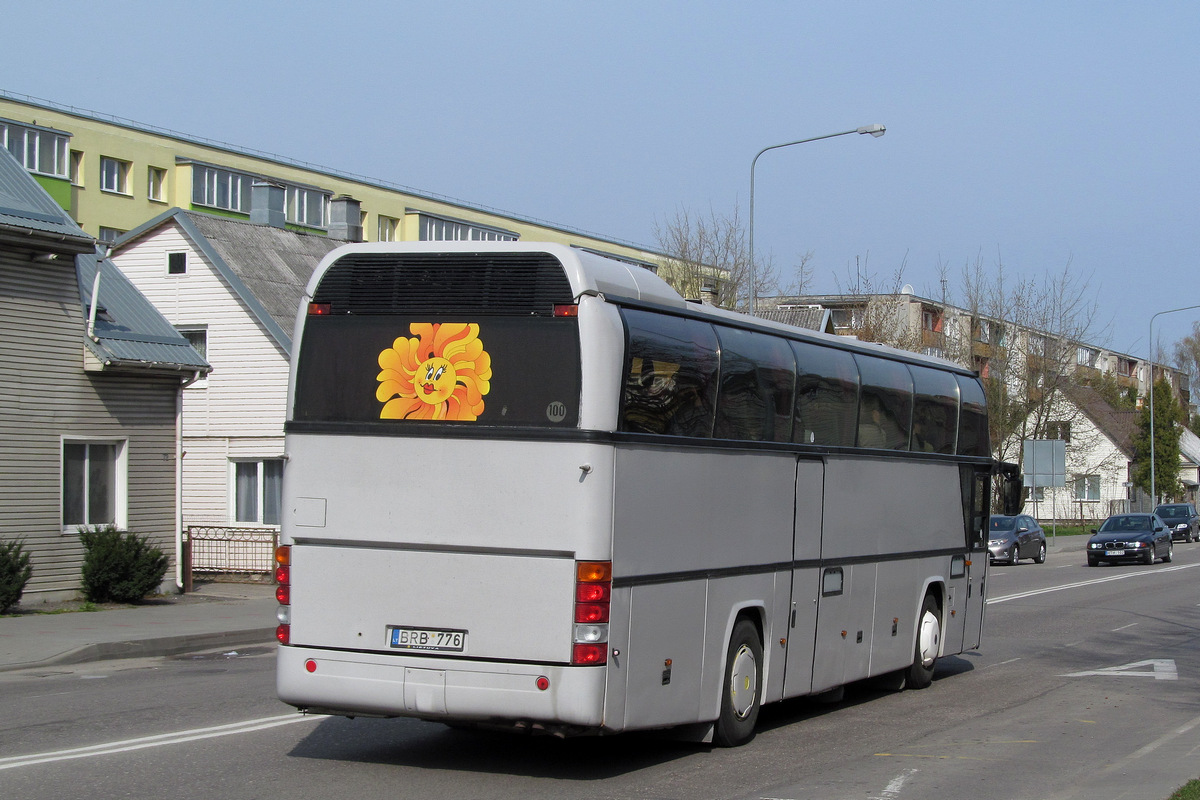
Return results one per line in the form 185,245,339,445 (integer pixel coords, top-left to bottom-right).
988,539,1003,546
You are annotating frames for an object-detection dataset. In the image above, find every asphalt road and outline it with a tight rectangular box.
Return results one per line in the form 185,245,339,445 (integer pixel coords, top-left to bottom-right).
2,538,1198,800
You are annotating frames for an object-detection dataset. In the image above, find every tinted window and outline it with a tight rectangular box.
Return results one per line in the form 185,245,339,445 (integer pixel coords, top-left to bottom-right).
854,355,913,450
990,516,1016,531
294,315,580,427
910,365,959,454
791,340,859,447
620,310,719,438
713,326,795,442
956,375,990,456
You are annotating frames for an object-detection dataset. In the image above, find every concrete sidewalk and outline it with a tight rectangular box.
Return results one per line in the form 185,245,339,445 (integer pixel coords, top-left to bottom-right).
0,581,277,672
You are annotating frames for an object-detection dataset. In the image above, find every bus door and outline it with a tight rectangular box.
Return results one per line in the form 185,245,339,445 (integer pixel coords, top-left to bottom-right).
955,465,991,652
783,458,824,698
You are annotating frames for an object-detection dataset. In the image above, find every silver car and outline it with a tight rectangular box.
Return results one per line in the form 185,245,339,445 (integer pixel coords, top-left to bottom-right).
988,514,1047,565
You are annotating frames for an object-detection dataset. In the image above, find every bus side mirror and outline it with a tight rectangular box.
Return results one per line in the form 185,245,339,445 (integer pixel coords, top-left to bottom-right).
996,462,1023,516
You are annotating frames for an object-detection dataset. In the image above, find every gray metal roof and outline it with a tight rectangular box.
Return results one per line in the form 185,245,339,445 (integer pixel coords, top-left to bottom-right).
754,306,834,334
0,146,93,253
119,209,347,355
77,249,211,373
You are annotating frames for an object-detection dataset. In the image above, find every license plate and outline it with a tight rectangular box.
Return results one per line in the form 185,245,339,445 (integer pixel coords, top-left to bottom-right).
1105,549,1125,556
389,626,467,652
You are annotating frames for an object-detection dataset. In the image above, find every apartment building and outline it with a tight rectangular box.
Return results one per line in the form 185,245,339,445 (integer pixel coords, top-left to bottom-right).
0,90,662,266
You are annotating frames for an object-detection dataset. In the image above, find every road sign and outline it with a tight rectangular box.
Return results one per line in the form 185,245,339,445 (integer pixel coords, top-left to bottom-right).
1023,439,1066,488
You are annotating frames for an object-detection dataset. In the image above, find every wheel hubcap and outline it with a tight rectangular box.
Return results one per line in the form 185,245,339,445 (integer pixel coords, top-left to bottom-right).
917,610,941,668
728,644,757,720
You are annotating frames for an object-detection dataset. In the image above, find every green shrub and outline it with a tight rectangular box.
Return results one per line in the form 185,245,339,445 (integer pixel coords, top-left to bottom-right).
0,539,33,613
78,525,169,603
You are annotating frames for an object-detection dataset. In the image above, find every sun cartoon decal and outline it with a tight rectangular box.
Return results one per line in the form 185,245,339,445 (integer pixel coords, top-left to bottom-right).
376,323,492,420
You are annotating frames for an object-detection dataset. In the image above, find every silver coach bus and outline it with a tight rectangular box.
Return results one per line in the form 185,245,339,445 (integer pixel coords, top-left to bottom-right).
274,242,1020,746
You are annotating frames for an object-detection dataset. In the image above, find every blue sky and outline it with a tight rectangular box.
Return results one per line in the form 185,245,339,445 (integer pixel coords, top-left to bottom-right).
6,1,1199,355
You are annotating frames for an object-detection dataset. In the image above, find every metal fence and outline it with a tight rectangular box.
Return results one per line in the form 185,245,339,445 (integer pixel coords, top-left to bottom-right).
183,526,278,587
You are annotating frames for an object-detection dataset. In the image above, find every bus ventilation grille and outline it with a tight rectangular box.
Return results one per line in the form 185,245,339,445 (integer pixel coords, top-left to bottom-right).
313,252,575,316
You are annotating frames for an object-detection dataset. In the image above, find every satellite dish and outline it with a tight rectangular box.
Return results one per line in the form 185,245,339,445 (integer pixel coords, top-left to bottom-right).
900,284,914,295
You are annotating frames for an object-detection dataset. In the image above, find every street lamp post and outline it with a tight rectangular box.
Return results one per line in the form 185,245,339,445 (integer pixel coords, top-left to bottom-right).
1148,304,1200,504
748,124,886,315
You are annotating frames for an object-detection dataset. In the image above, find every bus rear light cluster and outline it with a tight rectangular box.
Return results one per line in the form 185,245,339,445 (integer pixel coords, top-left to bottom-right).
572,561,611,665
274,545,291,645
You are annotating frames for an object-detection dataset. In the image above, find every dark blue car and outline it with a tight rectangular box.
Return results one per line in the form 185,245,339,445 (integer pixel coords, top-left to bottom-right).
1087,513,1173,566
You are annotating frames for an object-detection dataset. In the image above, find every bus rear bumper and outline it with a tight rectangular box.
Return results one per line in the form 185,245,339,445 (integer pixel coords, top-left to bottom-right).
277,644,607,729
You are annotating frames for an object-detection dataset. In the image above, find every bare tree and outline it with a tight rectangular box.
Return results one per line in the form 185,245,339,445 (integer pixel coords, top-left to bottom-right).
654,205,809,311
952,253,1104,466
830,254,924,352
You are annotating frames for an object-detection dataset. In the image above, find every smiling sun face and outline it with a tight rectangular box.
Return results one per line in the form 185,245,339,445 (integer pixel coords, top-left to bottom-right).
415,357,457,405
376,323,491,421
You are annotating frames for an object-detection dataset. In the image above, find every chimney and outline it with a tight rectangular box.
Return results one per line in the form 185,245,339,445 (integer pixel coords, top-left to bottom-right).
328,195,363,242
700,280,718,306
250,181,286,228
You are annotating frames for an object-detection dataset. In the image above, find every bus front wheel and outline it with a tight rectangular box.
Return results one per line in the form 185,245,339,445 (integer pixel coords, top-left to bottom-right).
714,618,762,747
906,594,941,690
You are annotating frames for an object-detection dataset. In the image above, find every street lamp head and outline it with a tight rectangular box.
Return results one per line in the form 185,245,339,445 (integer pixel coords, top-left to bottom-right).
857,123,886,138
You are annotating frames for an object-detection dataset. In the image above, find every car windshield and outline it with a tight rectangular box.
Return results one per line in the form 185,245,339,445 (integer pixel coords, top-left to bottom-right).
1156,506,1185,519
990,517,1016,531
1100,515,1151,532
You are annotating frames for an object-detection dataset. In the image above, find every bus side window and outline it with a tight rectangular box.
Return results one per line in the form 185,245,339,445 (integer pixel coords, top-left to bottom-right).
909,365,959,454
620,310,719,438
956,375,990,457
791,341,858,447
713,326,796,442
854,355,913,450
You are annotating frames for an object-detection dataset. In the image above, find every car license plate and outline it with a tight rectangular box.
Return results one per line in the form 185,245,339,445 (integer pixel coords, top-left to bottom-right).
1105,549,1125,556
389,626,467,652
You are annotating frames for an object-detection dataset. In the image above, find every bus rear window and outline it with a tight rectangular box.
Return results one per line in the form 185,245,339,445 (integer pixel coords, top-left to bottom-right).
293,315,581,428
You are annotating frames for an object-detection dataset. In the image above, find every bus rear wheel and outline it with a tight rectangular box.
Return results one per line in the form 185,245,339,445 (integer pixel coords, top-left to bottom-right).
714,618,762,747
906,594,941,690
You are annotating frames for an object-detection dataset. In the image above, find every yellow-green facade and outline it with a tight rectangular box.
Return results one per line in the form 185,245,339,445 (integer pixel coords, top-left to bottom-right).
0,91,661,267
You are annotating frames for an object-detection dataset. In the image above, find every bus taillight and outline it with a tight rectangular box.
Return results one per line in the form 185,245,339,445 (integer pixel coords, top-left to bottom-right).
275,545,291,644
573,561,611,665
553,304,578,317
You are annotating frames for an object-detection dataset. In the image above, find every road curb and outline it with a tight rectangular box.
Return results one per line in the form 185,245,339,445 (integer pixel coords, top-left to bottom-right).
0,628,276,673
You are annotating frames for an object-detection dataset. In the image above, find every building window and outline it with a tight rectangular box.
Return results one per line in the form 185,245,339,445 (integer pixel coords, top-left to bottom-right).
378,215,400,242
98,227,126,245
1,120,70,178
1044,421,1071,443
100,156,130,194
419,214,517,242
167,252,187,275
1077,346,1099,368
192,165,252,212
232,459,283,525
148,166,167,202
286,186,329,227
1117,357,1137,378
70,150,84,185
1025,486,1045,503
62,440,126,529
177,326,206,359
1072,474,1100,501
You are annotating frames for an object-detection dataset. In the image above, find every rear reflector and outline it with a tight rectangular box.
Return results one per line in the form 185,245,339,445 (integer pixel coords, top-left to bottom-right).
553,304,578,317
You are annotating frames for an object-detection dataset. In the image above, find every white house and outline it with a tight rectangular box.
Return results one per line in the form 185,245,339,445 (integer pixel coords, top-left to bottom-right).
1021,384,1142,522
111,195,350,546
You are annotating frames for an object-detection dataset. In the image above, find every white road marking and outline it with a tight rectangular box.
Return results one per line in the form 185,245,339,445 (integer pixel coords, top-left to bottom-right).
0,713,320,771
988,562,1200,604
1061,659,1178,680
1111,622,1139,632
